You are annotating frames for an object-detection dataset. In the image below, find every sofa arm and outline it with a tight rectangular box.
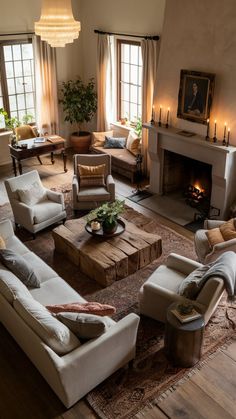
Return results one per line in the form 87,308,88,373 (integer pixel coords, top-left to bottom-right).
0,219,15,240
204,219,225,229
46,189,65,209
205,239,236,263
53,313,140,406
166,253,202,275
11,200,34,225
106,174,115,200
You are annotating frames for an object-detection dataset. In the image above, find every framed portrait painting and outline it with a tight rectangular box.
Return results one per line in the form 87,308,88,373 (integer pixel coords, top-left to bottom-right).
177,70,215,124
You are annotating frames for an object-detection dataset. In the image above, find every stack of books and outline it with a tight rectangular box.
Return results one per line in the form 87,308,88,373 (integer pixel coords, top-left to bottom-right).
171,307,201,323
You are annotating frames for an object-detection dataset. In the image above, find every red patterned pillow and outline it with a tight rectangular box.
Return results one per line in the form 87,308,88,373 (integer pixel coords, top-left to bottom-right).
46,302,116,316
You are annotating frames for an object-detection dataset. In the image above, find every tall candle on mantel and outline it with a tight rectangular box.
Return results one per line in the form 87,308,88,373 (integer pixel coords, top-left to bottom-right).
159,105,162,125
214,120,217,136
206,118,210,140
227,128,230,146
223,122,227,140
166,107,170,128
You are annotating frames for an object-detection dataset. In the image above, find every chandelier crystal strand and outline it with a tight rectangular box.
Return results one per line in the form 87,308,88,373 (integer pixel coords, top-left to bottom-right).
35,0,81,47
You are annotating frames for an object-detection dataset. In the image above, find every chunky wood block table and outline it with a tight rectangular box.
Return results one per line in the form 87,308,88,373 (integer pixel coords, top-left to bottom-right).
52,217,162,286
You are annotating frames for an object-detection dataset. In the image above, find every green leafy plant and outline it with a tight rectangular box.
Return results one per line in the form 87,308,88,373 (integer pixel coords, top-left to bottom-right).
22,113,34,125
59,77,97,134
86,200,125,224
134,117,142,138
0,108,32,132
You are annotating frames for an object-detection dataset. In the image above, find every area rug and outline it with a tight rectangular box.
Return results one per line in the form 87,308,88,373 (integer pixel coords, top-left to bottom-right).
0,185,235,419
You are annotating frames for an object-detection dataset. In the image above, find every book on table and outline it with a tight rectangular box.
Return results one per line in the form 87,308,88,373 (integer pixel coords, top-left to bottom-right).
171,308,201,323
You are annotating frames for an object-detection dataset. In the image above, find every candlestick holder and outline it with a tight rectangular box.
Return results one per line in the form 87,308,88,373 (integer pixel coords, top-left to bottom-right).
158,106,162,127
226,130,230,147
205,119,209,141
222,138,226,146
213,136,217,143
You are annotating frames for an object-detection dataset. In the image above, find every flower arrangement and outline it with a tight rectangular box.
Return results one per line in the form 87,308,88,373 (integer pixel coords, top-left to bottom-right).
86,200,125,234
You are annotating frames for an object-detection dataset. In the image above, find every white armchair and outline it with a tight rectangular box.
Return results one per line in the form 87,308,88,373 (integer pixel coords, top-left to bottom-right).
194,218,236,264
5,170,66,236
139,253,225,325
72,154,115,210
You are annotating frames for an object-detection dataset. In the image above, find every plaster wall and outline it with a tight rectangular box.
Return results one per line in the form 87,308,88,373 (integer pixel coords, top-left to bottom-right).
154,0,236,145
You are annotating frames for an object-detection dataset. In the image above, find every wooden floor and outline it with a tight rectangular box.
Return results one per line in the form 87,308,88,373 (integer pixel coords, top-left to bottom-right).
0,153,235,419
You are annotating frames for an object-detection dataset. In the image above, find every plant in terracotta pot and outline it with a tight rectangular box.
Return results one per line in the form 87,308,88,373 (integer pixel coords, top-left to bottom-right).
86,200,125,234
59,77,97,153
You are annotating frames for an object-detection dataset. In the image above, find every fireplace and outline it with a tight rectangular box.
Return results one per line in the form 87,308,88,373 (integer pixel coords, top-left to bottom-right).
144,124,236,220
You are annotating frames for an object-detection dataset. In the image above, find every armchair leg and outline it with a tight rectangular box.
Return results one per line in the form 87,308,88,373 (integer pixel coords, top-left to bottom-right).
62,218,66,225
32,233,36,240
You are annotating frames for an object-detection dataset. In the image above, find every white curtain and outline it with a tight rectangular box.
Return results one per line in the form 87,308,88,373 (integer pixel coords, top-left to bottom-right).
96,34,114,131
141,39,160,176
33,35,59,135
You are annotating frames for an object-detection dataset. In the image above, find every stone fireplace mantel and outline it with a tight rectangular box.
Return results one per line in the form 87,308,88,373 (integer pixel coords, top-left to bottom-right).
143,123,236,219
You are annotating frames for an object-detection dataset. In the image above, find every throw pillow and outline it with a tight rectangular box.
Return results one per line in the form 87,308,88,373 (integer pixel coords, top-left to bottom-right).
104,136,126,149
0,266,32,304
17,180,47,206
0,249,41,288
14,296,80,355
0,235,6,249
178,264,211,299
219,218,236,241
126,130,141,156
92,130,114,147
46,302,116,316
78,164,106,187
206,228,224,247
57,312,114,339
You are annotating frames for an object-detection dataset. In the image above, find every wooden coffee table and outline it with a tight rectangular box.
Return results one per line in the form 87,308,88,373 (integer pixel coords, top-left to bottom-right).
52,217,162,286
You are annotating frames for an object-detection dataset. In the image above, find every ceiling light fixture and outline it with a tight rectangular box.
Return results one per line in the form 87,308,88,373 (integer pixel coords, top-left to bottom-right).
35,0,81,48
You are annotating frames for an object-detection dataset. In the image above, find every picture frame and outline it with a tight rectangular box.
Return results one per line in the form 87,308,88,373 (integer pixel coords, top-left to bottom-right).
177,70,215,125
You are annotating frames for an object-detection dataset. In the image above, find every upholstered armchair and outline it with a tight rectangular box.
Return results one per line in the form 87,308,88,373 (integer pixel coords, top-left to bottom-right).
5,170,66,236
72,154,115,210
194,218,236,264
15,124,37,140
139,253,225,325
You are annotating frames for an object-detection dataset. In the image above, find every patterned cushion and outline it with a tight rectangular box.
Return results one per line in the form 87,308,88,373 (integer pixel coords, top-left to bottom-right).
78,164,106,187
92,130,113,147
17,180,47,206
104,137,126,149
46,302,116,316
126,131,141,156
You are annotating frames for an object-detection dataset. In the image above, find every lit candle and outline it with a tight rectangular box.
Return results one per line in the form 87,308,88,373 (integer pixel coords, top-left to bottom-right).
151,105,155,124
205,118,210,140
158,105,162,126
222,122,227,146
166,107,170,128
227,128,230,147
213,119,217,142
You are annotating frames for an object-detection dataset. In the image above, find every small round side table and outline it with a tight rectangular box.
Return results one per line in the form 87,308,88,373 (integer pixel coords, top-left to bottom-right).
164,302,205,368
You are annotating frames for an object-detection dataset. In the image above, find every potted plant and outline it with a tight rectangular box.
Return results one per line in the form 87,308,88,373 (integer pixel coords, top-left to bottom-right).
59,77,97,153
86,200,125,234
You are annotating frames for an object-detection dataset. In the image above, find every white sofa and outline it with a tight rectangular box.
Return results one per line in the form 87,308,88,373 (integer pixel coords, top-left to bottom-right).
0,219,140,408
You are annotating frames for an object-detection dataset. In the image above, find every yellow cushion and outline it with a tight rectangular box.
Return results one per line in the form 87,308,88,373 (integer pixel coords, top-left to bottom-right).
78,164,106,187
126,131,140,156
206,228,224,247
0,235,6,249
92,131,113,147
219,218,236,240
15,125,37,140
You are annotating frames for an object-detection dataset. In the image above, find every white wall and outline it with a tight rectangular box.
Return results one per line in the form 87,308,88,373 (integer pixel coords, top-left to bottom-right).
154,0,236,145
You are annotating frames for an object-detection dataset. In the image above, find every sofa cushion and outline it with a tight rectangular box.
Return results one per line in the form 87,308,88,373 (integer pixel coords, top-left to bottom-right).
14,295,80,355
92,130,113,147
219,218,236,240
57,312,114,339
78,163,105,187
178,264,211,299
206,228,224,247
126,131,140,156
0,263,32,303
0,249,41,288
46,302,116,316
17,180,47,206
33,201,63,224
104,137,126,149
0,235,6,249
77,187,110,202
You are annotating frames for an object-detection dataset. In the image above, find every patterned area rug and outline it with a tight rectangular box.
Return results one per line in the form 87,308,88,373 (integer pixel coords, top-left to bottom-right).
0,186,235,419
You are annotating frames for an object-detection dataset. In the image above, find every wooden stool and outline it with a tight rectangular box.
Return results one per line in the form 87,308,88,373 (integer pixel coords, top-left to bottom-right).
164,302,205,368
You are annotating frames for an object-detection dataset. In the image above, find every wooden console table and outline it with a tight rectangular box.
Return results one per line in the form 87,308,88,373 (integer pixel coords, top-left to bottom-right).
9,135,67,176
52,217,162,286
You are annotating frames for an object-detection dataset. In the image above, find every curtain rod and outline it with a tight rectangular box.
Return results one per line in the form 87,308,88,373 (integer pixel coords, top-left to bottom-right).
94,29,159,40
0,32,34,37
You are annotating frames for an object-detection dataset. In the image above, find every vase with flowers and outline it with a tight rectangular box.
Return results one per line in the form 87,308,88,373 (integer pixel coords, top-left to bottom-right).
86,200,125,234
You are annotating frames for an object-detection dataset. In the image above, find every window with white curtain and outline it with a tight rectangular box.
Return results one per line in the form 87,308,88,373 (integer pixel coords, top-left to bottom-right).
0,40,36,130
117,39,142,123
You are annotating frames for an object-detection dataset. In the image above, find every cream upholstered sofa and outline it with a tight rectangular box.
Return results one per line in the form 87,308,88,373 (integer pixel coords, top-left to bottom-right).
0,219,140,408
72,154,115,210
139,253,224,325
5,170,66,235
194,218,236,263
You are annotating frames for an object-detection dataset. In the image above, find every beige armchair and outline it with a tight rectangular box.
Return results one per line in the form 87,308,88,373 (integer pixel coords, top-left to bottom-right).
139,253,225,325
194,218,236,264
5,170,66,236
72,154,115,210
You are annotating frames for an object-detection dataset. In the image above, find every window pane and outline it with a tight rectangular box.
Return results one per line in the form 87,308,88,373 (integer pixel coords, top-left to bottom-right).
121,82,129,101
15,77,24,94
3,45,12,61
138,67,142,86
23,60,32,76
0,113,5,129
0,97,3,108
7,78,16,95
18,109,26,121
122,44,129,63
17,94,25,110
138,87,142,105
138,105,142,118
130,45,138,65
13,45,21,61
130,103,138,121
11,111,18,118
121,63,129,83
130,65,138,85
22,43,33,59
14,61,23,77
24,76,33,92
25,92,34,108
139,48,142,65
130,85,137,103
27,108,35,119
121,101,129,119
9,95,17,111
5,62,14,78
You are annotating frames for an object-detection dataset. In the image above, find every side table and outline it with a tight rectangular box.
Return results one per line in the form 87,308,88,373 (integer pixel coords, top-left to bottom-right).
164,302,205,368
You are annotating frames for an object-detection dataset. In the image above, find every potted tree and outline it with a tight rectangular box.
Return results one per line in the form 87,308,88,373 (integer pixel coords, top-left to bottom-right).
60,77,97,153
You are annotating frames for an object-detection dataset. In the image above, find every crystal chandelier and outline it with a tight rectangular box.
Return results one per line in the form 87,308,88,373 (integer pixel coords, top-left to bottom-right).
35,0,81,48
